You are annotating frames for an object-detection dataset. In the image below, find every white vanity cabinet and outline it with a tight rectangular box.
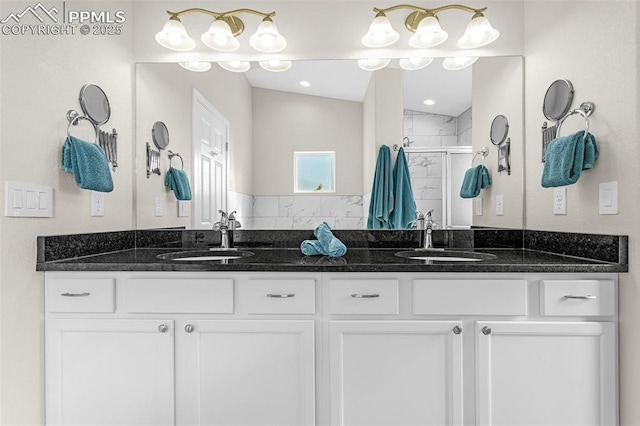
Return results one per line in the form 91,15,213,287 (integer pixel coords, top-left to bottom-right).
45,272,618,426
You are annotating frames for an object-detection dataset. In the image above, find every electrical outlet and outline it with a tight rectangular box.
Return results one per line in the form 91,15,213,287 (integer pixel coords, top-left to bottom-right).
496,195,504,216
155,197,163,217
553,187,567,215
178,201,190,217
91,191,104,217
475,197,483,216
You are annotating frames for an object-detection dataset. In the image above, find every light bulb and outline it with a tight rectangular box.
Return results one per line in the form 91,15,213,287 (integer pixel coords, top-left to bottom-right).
201,19,239,52
250,19,287,52
457,15,500,48
155,18,195,51
361,14,399,48
409,15,448,48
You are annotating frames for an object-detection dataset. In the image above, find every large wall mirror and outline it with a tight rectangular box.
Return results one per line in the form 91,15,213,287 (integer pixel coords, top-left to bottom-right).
134,56,523,230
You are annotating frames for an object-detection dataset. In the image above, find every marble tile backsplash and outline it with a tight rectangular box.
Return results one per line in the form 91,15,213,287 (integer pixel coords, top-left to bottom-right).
253,195,363,229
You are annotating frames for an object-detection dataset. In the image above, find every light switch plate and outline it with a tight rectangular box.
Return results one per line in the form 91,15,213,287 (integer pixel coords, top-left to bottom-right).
599,181,618,214
496,195,504,216
475,197,483,216
178,200,190,217
155,197,164,217
553,187,567,215
4,181,52,217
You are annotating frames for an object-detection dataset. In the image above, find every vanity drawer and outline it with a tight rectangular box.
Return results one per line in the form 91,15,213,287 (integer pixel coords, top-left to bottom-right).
540,280,615,316
46,278,115,313
329,279,399,315
126,278,233,314
413,279,527,315
246,279,315,314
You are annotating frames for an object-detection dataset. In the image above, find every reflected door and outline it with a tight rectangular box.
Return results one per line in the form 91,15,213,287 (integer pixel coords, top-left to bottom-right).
192,89,227,229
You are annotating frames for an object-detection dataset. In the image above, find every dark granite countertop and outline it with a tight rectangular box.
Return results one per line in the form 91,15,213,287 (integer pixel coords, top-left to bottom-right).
36,246,627,273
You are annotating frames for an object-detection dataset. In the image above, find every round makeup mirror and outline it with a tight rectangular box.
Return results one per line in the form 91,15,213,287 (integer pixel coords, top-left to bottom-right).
79,84,111,125
490,115,509,145
543,79,574,120
152,121,170,150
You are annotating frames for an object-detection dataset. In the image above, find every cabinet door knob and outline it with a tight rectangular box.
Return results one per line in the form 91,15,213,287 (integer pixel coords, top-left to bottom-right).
267,293,295,298
452,325,462,335
351,294,380,298
185,324,195,333
158,324,169,333
481,326,492,335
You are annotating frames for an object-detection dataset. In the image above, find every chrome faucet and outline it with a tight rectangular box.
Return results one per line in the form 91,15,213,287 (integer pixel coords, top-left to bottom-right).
412,209,435,249
212,210,242,249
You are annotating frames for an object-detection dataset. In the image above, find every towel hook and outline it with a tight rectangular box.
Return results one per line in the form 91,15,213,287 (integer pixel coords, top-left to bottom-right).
472,147,489,167
556,102,594,140
66,109,98,144
168,150,184,170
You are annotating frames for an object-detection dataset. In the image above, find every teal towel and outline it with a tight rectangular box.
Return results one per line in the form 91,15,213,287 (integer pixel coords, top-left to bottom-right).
460,165,491,198
582,131,599,170
541,131,586,187
300,222,347,257
390,147,417,229
165,167,192,200
61,136,113,192
367,145,394,229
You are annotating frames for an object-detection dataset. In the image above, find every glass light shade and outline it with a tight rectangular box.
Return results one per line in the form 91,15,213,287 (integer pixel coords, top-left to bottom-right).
179,61,212,72
249,19,287,52
218,61,251,73
399,57,434,71
408,16,448,48
259,60,292,72
201,19,240,52
361,15,399,48
357,58,391,71
155,18,196,51
442,56,478,71
457,15,500,48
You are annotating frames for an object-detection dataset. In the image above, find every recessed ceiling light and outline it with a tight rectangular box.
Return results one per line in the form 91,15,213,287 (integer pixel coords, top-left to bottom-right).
299,80,311,87
423,99,436,106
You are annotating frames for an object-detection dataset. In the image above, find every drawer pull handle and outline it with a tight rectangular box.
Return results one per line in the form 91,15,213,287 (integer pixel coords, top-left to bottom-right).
351,294,380,298
158,324,169,333
564,295,597,300
452,325,462,335
267,293,295,298
481,326,492,335
61,292,91,297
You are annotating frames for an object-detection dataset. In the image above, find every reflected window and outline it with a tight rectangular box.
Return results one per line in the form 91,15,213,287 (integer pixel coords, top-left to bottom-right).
294,151,335,193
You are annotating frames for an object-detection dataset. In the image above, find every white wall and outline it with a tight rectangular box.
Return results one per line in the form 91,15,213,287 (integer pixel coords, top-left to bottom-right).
472,56,524,228
252,88,363,196
523,2,639,423
135,63,253,228
0,2,134,423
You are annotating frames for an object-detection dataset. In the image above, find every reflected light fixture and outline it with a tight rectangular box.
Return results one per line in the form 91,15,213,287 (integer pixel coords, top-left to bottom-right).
218,61,251,73
442,56,478,70
156,8,286,53
179,61,212,72
357,58,391,71
399,57,433,71
362,4,499,49
259,60,292,72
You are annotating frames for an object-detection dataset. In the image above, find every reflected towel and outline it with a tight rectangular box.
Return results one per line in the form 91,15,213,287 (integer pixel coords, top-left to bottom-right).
541,131,585,187
390,147,417,229
460,165,491,198
165,167,192,200
367,145,394,229
61,136,113,192
300,222,347,257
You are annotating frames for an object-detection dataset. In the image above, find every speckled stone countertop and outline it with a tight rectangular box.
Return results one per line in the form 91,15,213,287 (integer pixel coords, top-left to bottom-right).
36,229,628,273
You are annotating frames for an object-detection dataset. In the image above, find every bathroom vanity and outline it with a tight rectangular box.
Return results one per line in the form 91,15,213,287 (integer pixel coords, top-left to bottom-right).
38,229,626,426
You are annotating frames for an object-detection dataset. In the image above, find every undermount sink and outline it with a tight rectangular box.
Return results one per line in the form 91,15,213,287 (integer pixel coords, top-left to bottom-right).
394,249,497,262
157,249,255,262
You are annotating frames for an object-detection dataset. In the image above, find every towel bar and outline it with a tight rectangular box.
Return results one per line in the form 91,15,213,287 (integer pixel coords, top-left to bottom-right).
472,147,489,166
66,110,98,144
556,102,594,140
168,150,184,170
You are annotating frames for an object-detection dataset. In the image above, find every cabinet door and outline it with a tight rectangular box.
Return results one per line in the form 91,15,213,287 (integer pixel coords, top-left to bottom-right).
179,320,315,426
330,321,463,426
46,319,175,426
476,321,616,426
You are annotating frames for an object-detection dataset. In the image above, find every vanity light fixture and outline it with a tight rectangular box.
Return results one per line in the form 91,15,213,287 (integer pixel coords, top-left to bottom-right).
362,4,499,49
442,56,478,70
399,57,434,71
357,58,391,71
156,8,287,53
179,61,212,72
218,60,251,73
259,59,292,72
